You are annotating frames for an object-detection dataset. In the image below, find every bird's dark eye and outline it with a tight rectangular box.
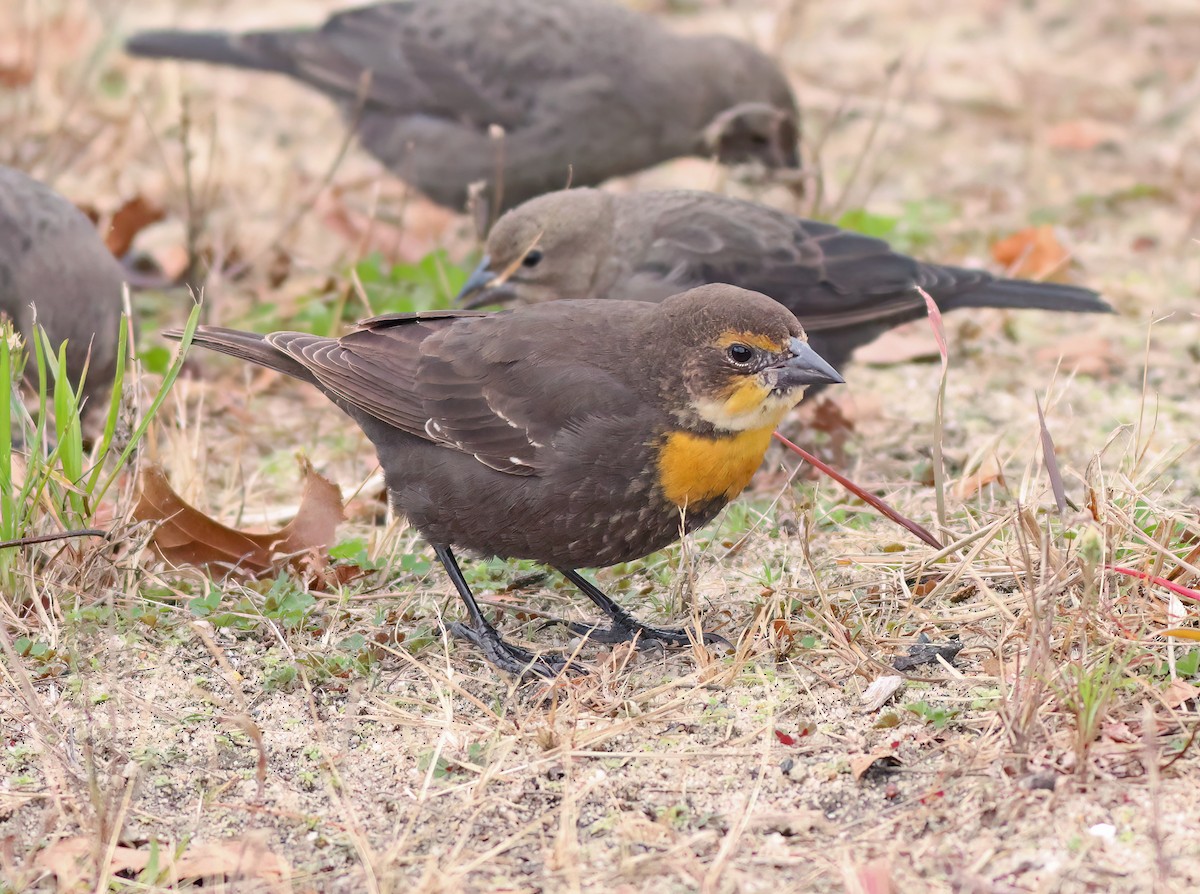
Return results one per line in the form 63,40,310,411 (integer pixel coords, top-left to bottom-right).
727,343,755,365
522,249,543,268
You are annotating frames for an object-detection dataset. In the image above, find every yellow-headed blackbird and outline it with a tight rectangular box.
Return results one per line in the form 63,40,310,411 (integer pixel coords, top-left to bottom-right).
0,165,124,422
458,189,1113,377
170,285,841,677
125,0,799,214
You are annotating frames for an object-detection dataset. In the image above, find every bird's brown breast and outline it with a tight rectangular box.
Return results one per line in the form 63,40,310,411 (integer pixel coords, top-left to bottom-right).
379,421,760,570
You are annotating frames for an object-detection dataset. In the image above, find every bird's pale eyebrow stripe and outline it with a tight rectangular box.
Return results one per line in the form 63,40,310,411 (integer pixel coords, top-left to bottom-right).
716,331,783,352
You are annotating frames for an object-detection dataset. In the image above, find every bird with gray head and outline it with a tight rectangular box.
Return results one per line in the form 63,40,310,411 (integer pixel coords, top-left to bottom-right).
125,0,800,215
0,165,125,423
458,188,1113,381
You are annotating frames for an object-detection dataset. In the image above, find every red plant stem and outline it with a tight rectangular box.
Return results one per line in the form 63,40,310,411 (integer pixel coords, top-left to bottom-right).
773,431,944,550
1106,565,1200,603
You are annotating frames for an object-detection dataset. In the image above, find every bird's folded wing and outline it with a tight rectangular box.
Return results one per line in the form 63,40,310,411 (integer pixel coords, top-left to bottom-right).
246,5,531,130
641,205,931,330
270,315,641,475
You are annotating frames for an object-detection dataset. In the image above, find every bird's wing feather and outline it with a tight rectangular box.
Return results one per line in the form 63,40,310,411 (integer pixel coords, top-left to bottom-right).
635,196,1106,330
272,311,643,476
638,200,929,331
238,3,610,132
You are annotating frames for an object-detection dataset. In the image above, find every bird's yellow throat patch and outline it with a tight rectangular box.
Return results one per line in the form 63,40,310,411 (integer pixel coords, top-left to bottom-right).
657,426,775,507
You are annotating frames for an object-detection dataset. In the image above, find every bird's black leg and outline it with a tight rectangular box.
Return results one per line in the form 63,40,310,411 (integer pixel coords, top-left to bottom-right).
554,567,731,649
434,544,577,679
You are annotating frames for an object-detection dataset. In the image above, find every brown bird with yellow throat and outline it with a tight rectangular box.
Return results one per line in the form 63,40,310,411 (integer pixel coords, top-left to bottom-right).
170,285,841,677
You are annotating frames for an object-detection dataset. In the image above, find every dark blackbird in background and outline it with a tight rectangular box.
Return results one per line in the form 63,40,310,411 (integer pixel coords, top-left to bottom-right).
168,285,842,677
459,188,1113,377
126,0,800,214
0,165,125,421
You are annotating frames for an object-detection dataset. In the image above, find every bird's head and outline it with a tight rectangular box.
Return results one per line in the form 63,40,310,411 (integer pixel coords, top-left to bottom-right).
457,189,612,309
696,38,801,170
655,284,842,433
702,102,800,170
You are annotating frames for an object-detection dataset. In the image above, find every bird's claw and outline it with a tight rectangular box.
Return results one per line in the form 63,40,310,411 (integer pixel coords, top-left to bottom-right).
449,621,585,679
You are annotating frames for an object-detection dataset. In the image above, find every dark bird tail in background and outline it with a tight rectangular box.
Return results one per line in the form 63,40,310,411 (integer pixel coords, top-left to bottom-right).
164,327,318,385
125,29,301,76
924,266,1113,315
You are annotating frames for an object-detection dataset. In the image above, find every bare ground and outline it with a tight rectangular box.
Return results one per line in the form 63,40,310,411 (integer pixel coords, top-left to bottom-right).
3,0,1200,892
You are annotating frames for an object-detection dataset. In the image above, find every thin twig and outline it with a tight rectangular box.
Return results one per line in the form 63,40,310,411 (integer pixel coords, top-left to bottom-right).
0,528,107,549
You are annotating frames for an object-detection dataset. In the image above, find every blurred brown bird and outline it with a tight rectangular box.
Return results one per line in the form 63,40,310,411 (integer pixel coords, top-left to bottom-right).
458,188,1113,378
124,0,800,214
168,286,842,677
0,165,125,421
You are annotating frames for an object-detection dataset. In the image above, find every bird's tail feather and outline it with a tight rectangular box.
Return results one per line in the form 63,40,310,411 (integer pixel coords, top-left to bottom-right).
165,326,318,385
125,30,294,74
935,269,1113,315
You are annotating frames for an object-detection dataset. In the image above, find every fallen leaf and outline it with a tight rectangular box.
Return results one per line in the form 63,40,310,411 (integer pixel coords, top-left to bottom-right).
35,833,291,890
770,618,797,645
1100,721,1138,744
1034,334,1120,378
1045,118,1124,151
805,395,855,461
751,810,825,835
807,396,856,436
0,59,33,88
134,458,344,578
850,750,902,781
845,857,897,894
105,196,166,258
953,454,1004,500
990,225,1071,281
853,326,939,366
1163,678,1200,709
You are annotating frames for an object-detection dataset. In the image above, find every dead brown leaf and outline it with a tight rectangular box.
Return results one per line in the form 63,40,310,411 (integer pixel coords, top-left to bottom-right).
844,858,897,894
990,225,1072,282
0,59,33,88
850,749,901,781
1034,334,1120,378
34,833,290,890
133,458,344,577
1100,720,1139,744
105,196,166,258
1163,678,1200,709
853,326,939,366
953,454,1004,500
1045,118,1124,152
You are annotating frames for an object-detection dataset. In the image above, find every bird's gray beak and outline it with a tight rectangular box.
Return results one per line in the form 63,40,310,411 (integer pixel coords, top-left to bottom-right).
457,256,516,308
775,337,844,388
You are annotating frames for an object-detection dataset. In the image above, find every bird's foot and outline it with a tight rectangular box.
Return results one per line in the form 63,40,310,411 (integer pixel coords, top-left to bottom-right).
449,621,584,679
554,611,731,650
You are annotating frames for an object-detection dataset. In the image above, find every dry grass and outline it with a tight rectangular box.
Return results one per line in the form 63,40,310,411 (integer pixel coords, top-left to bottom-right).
3,0,1200,892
